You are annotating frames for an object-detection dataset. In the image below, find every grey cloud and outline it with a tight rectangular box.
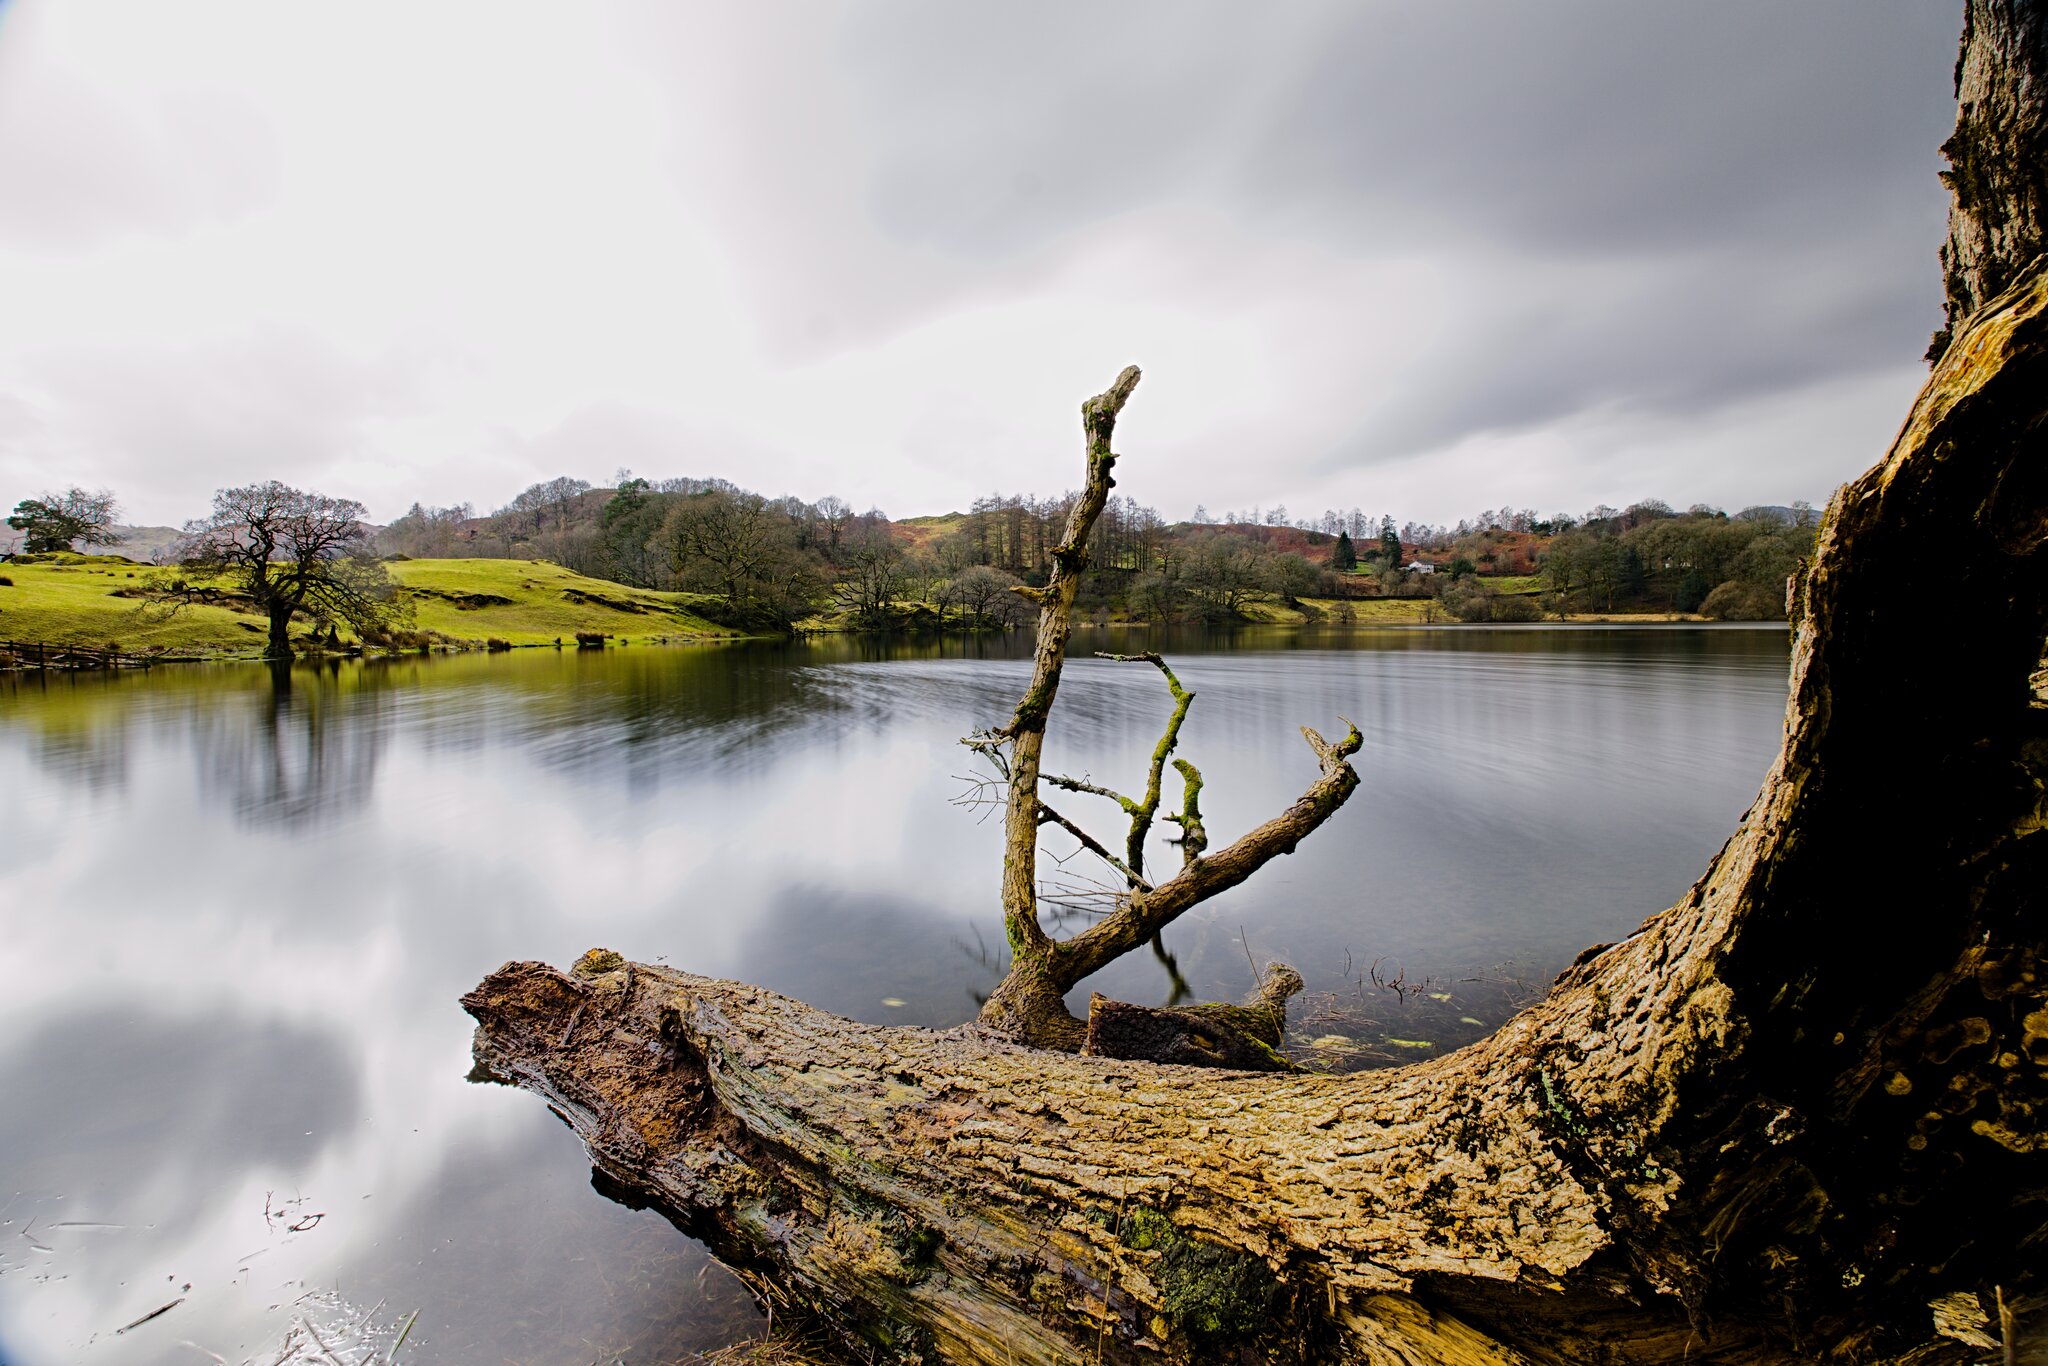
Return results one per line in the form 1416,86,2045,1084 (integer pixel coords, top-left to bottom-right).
654,1,1961,473
1247,5,1959,256
1332,221,1945,468
832,3,1957,260
840,3,1299,260
0,1,1974,521
0,1005,358,1243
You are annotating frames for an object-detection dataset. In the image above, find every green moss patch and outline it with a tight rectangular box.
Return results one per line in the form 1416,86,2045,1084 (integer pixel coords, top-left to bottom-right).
1118,1207,1277,1340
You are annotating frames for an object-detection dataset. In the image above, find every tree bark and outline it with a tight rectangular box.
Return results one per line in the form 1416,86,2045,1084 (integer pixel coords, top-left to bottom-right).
969,373,1364,1052
1931,0,2048,360
974,365,1145,1050
265,596,293,661
465,14,2048,1360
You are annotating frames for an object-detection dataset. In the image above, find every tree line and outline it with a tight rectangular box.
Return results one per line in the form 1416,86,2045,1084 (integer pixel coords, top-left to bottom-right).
5,474,1824,646
375,478,1355,629
1535,501,1819,618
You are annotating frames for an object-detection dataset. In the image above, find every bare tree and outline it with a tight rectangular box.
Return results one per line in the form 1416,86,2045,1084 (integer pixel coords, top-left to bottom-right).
949,369,1362,1049
1182,531,1265,617
166,481,406,659
658,490,816,626
832,527,904,628
500,475,590,537
939,564,1028,629
377,501,474,558
814,494,853,561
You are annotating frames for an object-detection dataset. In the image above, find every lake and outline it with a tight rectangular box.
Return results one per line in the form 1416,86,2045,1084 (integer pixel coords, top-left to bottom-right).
0,625,1790,1363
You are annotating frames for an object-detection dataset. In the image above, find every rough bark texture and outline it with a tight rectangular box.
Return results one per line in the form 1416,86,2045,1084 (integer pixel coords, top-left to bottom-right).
1083,963,1304,1072
1930,0,2048,359
977,366,1144,1050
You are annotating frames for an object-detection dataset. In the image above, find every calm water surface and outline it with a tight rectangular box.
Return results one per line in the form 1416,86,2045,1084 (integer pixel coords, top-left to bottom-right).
0,626,1789,1363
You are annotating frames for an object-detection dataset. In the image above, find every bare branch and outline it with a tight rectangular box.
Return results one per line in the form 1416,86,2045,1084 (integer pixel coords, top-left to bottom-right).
1164,757,1208,866
980,366,1141,980
1055,718,1362,986
1037,801,1151,892
1045,772,1137,811
1092,651,1196,882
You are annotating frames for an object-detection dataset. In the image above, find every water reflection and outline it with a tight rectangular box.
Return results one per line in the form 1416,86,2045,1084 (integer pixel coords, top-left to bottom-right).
0,626,1789,1362
189,662,393,829
738,884,1007,1029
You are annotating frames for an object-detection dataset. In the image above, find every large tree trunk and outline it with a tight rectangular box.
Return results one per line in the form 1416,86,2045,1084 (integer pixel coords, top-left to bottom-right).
1931,0,2048,360
464,14,2048,1361
264,597,293,661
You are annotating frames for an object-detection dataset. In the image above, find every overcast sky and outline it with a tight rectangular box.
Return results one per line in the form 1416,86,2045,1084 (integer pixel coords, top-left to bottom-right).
0,1,1962,529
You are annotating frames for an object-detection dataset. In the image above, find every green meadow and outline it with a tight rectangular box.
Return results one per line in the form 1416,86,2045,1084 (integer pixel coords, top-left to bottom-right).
0,554,737,658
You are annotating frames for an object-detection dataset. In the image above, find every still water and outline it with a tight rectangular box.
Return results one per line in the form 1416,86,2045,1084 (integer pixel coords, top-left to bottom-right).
0,626,1788,1363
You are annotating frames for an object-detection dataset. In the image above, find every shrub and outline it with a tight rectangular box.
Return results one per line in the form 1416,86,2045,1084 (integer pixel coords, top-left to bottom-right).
1437,577,1543,623
1700,580,1782,621
1491,593,1542,621
0,576,12,587
575,631,606,648
486,637,513,652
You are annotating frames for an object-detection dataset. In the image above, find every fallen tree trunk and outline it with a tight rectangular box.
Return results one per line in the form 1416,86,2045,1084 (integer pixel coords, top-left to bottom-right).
465,13,2048,1357
465,256,2048,1361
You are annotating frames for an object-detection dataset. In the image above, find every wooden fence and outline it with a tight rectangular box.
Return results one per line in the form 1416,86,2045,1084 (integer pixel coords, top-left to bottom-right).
0,639,154,671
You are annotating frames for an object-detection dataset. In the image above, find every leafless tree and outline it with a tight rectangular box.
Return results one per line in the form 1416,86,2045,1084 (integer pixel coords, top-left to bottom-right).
166,481,407,659
658,490,814,625
939,564,1027,629
832,527,904,627
958,368,1362,1048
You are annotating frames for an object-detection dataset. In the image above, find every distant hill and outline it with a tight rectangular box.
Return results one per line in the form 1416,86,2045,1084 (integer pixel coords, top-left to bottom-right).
890,513,966,552
103,525,186,562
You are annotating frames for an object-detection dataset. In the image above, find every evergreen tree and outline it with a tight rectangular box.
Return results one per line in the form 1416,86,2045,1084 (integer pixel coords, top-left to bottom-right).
7,487,123,553
1331,530,1357,571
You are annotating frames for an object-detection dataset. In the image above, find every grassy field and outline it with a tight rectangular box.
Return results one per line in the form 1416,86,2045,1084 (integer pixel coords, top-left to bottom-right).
390,559,732,645
1244,596,1441,625
0,554,737,658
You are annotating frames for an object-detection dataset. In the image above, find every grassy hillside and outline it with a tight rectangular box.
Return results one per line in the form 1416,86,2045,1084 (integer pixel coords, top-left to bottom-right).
389,558,732,644
0,554,254,654
0,554,736,658
889,513,966,553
